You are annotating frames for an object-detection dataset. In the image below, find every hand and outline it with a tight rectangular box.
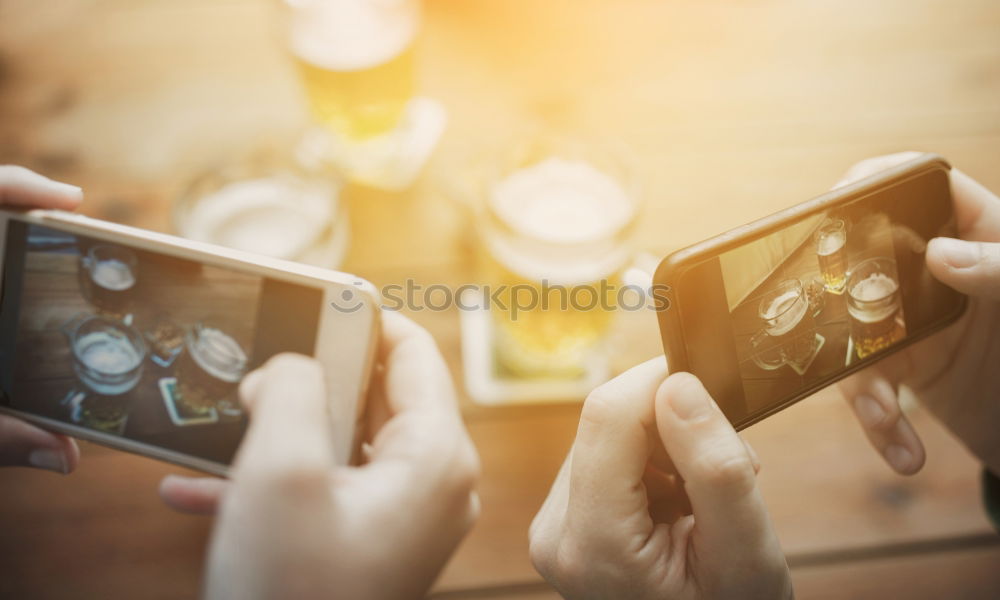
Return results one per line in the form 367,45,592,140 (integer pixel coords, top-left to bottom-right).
0,165,83,473
835,152,1000,476
161,312,480,599
530,360,792,600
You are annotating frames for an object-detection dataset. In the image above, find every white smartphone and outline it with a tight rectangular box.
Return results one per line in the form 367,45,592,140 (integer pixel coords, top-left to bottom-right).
0,209,379,476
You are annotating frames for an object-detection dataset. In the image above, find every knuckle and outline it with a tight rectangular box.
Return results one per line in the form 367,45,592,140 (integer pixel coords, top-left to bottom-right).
550,538,590,587
580,387,617,428
445,440,481,493
528,531,557,578
463,491,481,529
697,451,757,496
244,460,329,498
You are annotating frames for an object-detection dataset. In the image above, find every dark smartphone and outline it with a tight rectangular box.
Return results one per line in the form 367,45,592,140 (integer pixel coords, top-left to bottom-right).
654,153,967,430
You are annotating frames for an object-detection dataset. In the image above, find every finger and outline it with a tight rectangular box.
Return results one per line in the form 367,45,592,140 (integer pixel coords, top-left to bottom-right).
832,151,924,189
654,372,780,569
159,474,228,515
0,165,83,210
839,367,926,475
566,356,667,526
926,238,1000,300
365,311,466,464
357,312,479,517
237,368,264,412
378,311,459,416
0,415,79,473
949,169,1000,243
232,353,334,478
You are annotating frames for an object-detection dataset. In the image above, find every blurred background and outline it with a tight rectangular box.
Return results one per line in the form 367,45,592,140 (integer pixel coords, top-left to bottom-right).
1,0,999,598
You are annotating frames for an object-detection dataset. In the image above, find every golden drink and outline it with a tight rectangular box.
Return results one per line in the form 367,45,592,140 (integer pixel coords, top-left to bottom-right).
483,156,635,378
847,258,906,359
758,280,817,369
82,245,137,315
289,0,418,140
293,48,414,140
815,219,847,294
176,325,248,414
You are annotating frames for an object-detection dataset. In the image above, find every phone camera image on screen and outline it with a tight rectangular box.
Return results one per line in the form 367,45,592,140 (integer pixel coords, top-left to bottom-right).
0,221,322,467
690,167,964,422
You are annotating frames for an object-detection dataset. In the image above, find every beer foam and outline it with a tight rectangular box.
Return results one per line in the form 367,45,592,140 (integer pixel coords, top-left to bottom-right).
190,328,247,383
78,332,142,375
182,177,334,260
763,289,807,336
490,157,634,245
486,157,634,284
850,272,898,302
817,231,846,256
91,259,135,291
291,0,418,71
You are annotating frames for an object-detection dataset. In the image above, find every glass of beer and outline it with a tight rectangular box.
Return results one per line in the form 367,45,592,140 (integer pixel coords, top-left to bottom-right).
175,152,348,268
288,0,419,141
756,279,819,371
477,137,638,379
847,257,906,359
175,323,249,418
815,218,847,294
81,245,138,315
62,314,146,433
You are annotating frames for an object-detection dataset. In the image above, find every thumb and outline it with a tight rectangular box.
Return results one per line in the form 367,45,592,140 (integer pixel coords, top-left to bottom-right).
0,414,79,473
232,354,334,480
926,237,1000,300
653,373,781,575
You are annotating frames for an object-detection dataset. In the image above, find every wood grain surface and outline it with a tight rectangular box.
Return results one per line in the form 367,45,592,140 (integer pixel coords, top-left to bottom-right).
1,0,999,598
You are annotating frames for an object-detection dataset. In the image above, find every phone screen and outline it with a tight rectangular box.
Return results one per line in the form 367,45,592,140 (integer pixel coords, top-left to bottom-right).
0,220,322,468
666,166,965,426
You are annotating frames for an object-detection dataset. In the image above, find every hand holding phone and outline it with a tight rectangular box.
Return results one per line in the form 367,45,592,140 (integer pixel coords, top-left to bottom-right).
0,166,82,473
167,313,480,600
836,153,1000,476
530,360,791,600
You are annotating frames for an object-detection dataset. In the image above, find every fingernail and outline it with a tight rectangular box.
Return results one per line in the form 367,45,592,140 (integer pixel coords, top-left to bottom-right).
885,445,913,472
854,394,886,428
55,182,82,195
28,449,68,474
670,383,711,421
933,238,979,269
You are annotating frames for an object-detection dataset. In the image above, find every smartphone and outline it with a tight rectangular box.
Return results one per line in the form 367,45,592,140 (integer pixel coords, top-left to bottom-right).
0,209,379,476
654,153,967,430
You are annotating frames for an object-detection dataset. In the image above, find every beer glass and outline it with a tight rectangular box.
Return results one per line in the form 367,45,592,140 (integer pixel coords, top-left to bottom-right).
288,0,419,141
847,257,905,359
815,218,847,294
754,279,819,371
174,153,349,268
81,245,137,315
476,137,638,379
62,314,146,433
176,323,249,417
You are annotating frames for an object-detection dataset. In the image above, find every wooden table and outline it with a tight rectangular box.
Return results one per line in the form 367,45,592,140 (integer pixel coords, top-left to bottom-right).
2,1,1000,598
